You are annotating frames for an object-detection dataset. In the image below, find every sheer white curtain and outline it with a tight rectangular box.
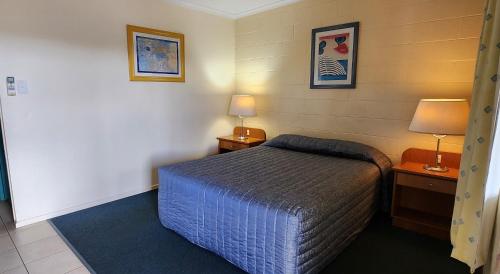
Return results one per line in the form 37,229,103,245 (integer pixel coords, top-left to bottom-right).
485,73,500,274
489,203,500,273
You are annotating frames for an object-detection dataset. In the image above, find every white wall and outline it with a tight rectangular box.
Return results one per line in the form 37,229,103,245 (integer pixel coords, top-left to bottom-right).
0,0,235,226
0,0,483,226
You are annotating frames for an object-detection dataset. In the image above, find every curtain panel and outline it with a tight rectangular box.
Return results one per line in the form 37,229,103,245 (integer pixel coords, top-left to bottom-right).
451,0,500,272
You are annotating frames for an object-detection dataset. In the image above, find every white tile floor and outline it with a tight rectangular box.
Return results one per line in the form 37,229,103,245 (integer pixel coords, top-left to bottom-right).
0,202,91,274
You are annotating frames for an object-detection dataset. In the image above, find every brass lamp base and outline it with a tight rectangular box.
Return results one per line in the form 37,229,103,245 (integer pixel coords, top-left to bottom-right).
423,164,449,173
423,134,449,173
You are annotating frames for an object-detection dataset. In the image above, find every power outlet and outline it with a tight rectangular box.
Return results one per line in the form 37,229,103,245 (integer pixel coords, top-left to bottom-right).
246,129,250,136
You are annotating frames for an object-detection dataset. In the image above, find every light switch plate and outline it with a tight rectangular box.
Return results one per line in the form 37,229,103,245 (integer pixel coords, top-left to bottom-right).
17,80,28,94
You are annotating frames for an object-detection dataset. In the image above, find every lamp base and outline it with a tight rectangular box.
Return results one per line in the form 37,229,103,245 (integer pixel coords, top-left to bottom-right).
237,116,248,141
423,164,449,173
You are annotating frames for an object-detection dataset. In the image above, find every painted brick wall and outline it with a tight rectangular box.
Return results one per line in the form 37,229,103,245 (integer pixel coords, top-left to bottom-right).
235,0,484,162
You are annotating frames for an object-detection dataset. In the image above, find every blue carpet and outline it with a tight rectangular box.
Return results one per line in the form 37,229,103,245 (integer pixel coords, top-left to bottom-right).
51,190,469,274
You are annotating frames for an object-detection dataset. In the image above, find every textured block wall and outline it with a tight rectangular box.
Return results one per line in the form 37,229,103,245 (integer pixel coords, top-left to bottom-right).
235,0,484,162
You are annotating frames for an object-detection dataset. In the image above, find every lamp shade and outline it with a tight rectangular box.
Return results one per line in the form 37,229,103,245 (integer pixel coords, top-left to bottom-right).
228,95,256,117
409,99,470,135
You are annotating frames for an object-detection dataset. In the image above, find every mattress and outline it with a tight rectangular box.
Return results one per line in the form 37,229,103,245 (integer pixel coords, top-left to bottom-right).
158,135,392,274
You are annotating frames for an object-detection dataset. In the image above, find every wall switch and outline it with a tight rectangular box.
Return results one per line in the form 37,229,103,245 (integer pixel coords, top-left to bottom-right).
6,77,16,96
17,80,28,94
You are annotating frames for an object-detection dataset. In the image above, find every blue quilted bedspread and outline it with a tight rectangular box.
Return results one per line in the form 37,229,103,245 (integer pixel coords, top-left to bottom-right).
158,135,392,274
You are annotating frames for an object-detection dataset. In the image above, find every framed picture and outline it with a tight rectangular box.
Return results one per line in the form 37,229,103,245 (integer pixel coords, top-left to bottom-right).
310,22,359,89
127,25,185,82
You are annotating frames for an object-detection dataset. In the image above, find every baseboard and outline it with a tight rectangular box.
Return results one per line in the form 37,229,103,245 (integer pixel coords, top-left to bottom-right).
15,184,158,228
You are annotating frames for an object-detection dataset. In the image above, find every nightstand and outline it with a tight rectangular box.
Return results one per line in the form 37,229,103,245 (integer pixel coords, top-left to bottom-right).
391,148,461,240
217,127,266,154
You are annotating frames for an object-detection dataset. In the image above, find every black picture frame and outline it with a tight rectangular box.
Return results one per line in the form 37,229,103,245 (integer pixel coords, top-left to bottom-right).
310,22,359,89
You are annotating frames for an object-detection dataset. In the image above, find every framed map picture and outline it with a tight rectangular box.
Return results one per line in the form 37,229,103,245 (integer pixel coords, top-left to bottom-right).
310,22,359,89
127,25,185,82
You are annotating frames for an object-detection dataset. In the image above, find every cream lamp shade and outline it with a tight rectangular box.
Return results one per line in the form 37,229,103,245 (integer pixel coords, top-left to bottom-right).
229,95,256,117
409,99,470,135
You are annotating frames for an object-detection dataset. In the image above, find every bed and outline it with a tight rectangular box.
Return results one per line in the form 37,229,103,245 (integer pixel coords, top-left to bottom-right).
158,134,392,274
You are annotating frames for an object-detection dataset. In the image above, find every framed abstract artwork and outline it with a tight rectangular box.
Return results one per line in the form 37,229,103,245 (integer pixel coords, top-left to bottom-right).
310,22,359,89
127,25,185,82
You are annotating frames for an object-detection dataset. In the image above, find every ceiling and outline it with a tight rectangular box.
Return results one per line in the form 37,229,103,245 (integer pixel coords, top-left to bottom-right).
164,0,300,19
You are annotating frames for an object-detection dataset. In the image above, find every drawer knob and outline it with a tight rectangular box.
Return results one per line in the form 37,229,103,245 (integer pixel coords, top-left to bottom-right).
429,183,433,187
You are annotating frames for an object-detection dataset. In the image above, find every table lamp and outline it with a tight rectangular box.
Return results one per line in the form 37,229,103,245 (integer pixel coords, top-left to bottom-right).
409,99,470,172
229,95,256,140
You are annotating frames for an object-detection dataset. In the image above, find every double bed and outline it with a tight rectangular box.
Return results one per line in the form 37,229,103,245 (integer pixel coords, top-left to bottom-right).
158,134,392,274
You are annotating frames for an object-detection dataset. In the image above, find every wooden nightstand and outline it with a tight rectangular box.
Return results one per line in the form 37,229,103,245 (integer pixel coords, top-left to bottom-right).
217,127,266,154
391,148,461,240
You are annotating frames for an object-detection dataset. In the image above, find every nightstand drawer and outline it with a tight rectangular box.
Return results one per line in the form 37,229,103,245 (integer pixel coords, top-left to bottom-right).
396,173,456,195
219,140,247,151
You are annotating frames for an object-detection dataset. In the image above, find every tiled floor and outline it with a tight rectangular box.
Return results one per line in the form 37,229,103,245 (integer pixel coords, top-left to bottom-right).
0,201,91,274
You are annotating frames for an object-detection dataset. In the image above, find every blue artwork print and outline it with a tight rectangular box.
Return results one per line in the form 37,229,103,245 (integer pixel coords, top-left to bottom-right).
136,36,179,74
310,22,358,89
318,32,349,81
